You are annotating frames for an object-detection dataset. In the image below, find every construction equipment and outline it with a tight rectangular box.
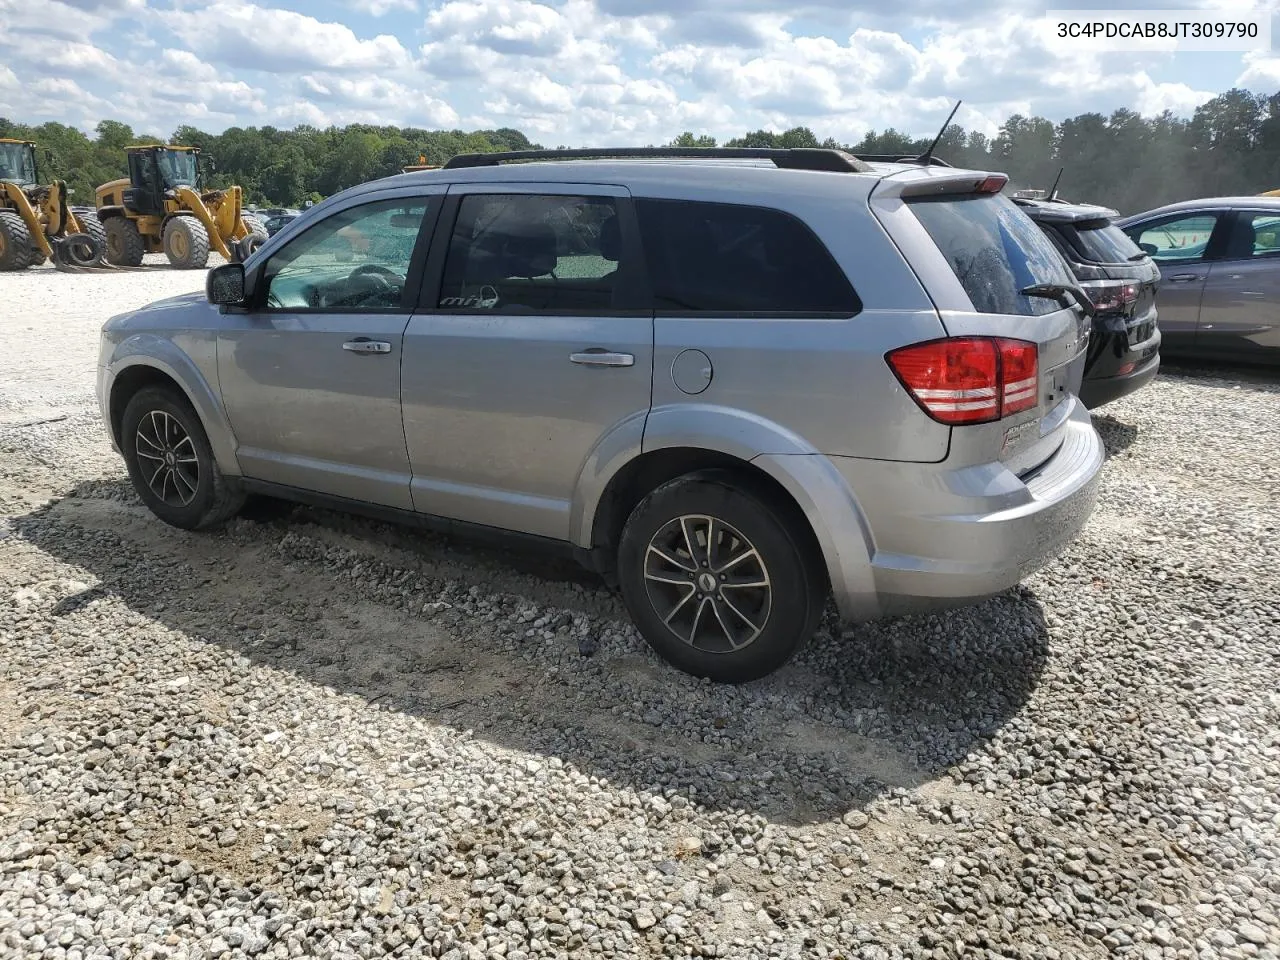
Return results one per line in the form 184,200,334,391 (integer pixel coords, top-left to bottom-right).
0,138,106,271
94,144,267,269
402,154,439,173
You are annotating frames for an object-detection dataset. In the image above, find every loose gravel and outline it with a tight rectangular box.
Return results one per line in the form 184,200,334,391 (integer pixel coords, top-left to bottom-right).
2,260,1279,960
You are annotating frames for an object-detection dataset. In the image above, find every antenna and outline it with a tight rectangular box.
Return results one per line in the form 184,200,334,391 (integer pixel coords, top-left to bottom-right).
1048,166,1064,201
916,100,962,166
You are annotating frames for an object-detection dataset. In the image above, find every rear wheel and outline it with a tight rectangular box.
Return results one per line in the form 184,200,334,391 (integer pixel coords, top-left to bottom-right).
163,215,210,269
617,472,826,683
104,216,145,266
121,386,244,530
0,210,37,271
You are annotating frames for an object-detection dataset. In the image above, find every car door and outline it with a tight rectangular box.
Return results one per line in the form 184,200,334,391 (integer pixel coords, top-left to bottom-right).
401,183,653,541
1123,211,1228,349
216,186,444,509
1197,210,1280,362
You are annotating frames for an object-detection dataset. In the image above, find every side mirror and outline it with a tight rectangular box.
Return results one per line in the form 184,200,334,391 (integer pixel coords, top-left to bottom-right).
1139,242,1157,255
207,263,245,305
44,149,55,164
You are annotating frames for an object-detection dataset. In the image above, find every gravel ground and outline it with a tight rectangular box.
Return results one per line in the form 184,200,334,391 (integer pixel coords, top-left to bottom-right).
2,260,1279,960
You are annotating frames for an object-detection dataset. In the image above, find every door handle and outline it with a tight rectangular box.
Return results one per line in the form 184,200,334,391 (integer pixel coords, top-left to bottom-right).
342,338,392,354
570,349,634,367
1168,273,1201,282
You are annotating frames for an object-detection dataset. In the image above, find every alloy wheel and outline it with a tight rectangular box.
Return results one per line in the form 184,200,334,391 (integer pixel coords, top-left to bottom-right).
134,410,200,507
643,514,772,653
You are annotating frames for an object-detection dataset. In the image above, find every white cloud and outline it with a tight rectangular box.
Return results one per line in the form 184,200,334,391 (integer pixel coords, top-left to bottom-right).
158,1,412,72
352,0,418,14
1237,51,1280,91
0,0,1264,150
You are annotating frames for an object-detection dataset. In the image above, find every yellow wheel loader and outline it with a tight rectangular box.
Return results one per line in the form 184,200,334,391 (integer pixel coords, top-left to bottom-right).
94,145,267,269
0,138,106,271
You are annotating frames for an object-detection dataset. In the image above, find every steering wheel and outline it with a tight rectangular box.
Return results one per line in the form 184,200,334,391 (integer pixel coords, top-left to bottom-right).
350,263,401,279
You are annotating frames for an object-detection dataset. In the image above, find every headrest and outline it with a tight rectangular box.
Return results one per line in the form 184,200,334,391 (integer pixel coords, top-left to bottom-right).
599,215,620,262
501,221,558,278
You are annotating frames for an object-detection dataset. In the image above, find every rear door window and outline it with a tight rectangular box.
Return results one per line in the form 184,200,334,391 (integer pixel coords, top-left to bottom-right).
635,198,861,315
908,194,1075,316
1068,220,1145,263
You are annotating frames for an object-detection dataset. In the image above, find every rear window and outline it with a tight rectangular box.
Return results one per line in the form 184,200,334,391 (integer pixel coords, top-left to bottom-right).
1069,219,1145,263
909,194,1076,316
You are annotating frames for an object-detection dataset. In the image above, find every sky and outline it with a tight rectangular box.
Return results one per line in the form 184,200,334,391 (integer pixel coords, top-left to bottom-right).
2,0,1279,145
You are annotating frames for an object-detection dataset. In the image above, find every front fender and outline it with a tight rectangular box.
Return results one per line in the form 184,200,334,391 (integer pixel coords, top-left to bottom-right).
102,334,241,476
571,404,881,622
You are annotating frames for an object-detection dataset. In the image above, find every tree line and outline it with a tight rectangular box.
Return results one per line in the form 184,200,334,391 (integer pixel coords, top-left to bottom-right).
3,88,1278,215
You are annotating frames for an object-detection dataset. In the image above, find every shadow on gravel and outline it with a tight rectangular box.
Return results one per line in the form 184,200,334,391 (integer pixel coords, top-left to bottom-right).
14,480,1051,827
1093,415,1138,459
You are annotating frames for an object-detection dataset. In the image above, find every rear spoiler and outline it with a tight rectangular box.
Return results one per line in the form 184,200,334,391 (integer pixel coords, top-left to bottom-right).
875,171,1009,199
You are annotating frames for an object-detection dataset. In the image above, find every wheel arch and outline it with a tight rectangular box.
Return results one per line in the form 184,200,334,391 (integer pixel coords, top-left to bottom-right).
572,405,880,620
105,346,240,476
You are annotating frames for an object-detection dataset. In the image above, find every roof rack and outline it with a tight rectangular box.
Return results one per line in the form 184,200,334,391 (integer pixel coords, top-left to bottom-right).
852,154,953,167
442,147,874,173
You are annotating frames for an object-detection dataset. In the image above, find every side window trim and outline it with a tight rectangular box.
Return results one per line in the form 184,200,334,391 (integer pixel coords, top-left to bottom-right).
415,187,652,316
248,187,445,314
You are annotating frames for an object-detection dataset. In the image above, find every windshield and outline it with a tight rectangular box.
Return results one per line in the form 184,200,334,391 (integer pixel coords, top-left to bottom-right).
157,149,199,188
0,141,36,185
1068,219,1146,263
909,193,1076,316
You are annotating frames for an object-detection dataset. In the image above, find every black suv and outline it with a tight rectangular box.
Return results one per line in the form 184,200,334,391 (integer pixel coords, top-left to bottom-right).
1013,192,1162,408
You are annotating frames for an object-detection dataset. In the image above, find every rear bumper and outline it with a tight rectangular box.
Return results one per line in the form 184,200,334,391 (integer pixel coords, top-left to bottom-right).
1080,352,1160,408
1080,316,1161,408
825,399,1104,620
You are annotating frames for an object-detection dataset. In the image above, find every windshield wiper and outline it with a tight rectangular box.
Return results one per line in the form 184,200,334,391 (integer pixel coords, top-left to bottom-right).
1128,252,1149,261
1021,282,1096,318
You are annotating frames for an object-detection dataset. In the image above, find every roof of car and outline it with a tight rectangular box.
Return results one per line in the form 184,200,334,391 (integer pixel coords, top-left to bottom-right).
1116,195,1280,225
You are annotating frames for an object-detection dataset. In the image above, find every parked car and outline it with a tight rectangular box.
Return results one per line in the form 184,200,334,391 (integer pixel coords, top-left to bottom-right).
1012,193,1162,407
97,147,1103,683
1116,197,1280,366
263,214,297,237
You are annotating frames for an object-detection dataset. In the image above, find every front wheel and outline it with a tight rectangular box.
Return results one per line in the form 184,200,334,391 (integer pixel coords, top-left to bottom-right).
120,386,244,530
617,473,826,683
163,215,210,269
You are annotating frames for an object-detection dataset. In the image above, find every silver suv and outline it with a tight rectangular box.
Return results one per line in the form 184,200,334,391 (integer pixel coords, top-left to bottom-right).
97,147,1104,683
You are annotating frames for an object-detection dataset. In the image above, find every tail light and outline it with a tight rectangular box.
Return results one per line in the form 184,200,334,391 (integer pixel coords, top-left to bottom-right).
886,337,1039,426
1081,280,1138,313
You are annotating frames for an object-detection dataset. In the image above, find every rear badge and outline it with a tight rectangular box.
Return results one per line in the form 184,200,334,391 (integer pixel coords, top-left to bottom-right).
1002,419,1037,456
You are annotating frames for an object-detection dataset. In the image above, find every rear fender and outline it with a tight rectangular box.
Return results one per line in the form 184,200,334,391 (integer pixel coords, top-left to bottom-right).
571,404,881,621
103,337,240,476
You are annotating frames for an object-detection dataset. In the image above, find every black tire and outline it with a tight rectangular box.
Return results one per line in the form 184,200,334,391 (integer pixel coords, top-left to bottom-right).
56,231,103,268
74,209,108,265
163,215,210,269
105,216,145,266
121,386,245,531
236,225,267,262
0,210,37,271
616,472,826,683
